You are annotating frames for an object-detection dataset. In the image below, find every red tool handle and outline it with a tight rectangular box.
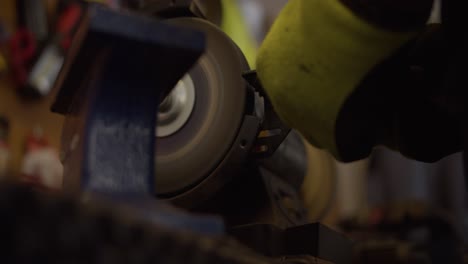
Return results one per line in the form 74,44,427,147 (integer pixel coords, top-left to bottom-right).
57,3,83,51
9,28,37,85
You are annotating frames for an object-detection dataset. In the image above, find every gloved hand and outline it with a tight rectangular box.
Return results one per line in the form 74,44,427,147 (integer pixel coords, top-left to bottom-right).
256,0,435,162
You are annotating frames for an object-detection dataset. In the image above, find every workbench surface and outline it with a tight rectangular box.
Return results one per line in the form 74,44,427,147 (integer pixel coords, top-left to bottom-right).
0,0,62,175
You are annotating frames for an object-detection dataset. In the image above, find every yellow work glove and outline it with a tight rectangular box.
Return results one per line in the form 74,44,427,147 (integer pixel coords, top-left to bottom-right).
256,0,420,161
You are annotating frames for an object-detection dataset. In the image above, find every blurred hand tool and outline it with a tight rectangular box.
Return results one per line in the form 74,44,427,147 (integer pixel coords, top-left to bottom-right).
26,3,83,97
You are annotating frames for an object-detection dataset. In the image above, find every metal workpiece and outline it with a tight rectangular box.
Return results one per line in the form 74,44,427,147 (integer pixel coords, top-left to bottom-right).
260,130,308,192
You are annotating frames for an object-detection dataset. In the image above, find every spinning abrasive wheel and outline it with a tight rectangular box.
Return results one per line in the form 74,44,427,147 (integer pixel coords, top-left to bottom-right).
141,1,337,223
154,17,253,204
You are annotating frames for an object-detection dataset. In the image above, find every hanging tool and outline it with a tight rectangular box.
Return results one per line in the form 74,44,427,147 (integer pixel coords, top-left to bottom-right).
26,2,84,97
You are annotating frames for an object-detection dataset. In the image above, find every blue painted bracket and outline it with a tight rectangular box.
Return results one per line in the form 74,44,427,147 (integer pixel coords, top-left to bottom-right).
51,5,224,235
52,5,204,197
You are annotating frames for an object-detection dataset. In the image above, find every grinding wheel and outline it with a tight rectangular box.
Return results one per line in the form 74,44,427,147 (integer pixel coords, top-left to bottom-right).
155,17,250,198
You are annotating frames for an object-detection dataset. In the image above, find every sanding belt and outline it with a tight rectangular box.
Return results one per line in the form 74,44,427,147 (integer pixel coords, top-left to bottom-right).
257,0,437,162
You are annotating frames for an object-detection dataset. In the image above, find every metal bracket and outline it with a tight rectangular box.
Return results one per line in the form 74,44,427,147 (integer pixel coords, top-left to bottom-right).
52,4,205,197
243,70,291,158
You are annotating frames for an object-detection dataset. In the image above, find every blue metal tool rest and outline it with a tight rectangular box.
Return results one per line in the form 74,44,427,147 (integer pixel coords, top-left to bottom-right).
52,5,223,234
